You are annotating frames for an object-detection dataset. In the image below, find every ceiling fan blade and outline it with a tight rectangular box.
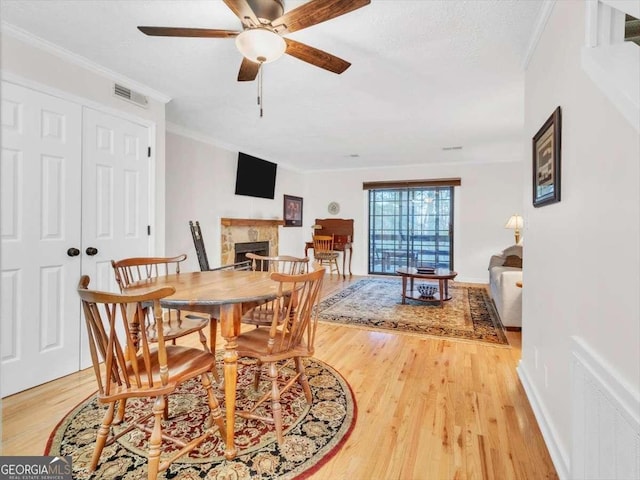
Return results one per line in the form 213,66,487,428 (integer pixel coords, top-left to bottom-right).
137,26,240,38
222,0,260,27
238,57,261,81
284,38,350,74
272,0,370,34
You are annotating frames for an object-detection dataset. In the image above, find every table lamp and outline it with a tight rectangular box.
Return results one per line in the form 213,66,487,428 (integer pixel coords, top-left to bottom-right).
504,214,523,244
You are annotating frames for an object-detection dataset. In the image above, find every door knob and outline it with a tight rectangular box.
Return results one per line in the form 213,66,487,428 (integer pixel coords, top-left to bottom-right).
67,247,80,257
85,247,99,256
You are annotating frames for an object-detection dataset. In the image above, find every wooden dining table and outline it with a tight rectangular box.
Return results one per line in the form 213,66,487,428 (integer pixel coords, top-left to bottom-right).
124,269,290,460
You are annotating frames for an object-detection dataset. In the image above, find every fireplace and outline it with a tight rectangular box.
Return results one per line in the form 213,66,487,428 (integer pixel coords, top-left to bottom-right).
220,218,284,266
235,241,269,270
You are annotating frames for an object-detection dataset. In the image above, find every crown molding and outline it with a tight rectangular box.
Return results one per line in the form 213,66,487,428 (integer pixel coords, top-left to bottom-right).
165,121,304,173
522,0,557,70
1,21,172,104
166,121,232,149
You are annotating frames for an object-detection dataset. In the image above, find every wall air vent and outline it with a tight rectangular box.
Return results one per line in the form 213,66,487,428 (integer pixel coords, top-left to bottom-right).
113,83,148,108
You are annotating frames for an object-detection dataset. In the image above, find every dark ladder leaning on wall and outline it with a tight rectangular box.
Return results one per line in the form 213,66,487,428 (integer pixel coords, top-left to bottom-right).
189,220,211,271
189,220,251,272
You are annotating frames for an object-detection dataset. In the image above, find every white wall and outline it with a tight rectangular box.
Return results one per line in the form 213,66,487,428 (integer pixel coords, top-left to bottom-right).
166,128,524,280
165,129,306,272
0,32,168,252
520,1,640,476
301,161,524,282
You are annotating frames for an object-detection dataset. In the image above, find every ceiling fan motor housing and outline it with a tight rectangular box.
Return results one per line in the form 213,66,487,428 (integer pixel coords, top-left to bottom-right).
247,0,284,24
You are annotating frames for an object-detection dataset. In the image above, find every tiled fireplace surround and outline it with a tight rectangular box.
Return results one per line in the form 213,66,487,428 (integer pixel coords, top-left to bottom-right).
220,218,284,266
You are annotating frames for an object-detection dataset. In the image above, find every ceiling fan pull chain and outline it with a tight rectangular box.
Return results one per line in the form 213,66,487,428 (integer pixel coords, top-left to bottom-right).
258,61,264,118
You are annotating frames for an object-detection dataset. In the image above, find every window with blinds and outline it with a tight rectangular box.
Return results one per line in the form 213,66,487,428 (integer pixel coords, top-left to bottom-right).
365,179,458,275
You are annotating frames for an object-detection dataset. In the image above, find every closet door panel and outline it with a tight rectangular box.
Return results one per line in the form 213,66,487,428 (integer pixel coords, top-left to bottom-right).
80,107,151,368
1,82,82,397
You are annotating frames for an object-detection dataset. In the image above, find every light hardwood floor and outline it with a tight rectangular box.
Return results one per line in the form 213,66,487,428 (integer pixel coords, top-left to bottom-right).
1,275,558,479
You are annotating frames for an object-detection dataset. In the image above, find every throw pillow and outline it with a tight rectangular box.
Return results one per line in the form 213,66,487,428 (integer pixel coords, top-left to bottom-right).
502,244,523,258
503,255,522,268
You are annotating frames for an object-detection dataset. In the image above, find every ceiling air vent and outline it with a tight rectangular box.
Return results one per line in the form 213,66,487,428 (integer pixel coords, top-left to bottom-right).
113,83,148,108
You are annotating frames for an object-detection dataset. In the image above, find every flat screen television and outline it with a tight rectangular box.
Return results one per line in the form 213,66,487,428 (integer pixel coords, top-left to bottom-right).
234,152,277,199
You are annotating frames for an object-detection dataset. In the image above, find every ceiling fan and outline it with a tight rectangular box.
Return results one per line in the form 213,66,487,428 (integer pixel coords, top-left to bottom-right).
137,0,371,82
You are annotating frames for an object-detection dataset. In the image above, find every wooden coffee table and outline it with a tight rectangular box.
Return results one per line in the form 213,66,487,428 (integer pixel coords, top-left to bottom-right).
396,267,458,308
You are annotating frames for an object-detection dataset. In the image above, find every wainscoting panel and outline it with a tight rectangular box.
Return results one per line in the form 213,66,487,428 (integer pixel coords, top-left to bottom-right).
571,336,640,479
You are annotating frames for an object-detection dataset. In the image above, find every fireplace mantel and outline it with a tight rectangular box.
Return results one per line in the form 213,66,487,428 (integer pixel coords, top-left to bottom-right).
220,218,285,227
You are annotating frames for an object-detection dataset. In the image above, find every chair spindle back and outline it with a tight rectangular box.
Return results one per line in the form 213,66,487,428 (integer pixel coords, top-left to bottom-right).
77,276,176,398
246,252,309,274
267,266,325,355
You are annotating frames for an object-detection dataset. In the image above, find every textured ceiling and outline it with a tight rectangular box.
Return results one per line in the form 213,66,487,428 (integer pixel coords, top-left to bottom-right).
0,0,544,172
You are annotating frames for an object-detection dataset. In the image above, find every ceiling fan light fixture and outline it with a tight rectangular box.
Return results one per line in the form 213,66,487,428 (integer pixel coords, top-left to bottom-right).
235,28,286,64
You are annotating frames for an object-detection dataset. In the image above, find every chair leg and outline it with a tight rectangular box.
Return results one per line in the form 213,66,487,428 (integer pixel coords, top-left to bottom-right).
253,360,263,391
163,395,169,420
268,362,284,445
147,395,165,480
295,357,313,404
208,317,221,384
90,401,115,471
201,371,227,439
114,399,127,424
197,329,210,353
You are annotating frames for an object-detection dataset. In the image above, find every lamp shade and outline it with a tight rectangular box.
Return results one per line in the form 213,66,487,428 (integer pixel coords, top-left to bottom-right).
235,28,286,64
504,215,524,229
505,214,523,244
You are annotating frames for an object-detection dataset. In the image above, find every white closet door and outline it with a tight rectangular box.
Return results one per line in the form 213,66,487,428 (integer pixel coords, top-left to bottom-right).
80,107,151,367
1,82,82,397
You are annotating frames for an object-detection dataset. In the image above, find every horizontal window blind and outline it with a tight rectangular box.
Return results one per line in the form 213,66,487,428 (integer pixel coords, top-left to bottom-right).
363,178,461,190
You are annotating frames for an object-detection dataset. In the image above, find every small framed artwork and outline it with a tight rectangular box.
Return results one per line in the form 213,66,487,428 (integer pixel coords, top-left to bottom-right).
283,194,303,227
532,106,562,207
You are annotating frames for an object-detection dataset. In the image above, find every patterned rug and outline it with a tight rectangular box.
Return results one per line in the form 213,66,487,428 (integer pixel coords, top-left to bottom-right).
317,277,508,345
46,357,355,479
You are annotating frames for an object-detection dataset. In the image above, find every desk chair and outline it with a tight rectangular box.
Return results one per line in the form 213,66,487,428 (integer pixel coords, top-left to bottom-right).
313,235,340,275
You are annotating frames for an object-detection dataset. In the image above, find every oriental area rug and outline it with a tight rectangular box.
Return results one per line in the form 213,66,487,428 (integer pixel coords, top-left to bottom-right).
317,277,508,346
46,357,355,480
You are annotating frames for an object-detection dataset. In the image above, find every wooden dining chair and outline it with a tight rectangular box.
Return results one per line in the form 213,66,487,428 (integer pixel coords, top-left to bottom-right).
313,234,340,275
77,276,226,480
111,254,210,354
235,265,326,445
246,252,309,274
242,253,310,327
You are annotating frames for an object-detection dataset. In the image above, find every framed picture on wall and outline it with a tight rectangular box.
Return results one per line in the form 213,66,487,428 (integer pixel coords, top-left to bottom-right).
532,106,561,207
283,195,303,227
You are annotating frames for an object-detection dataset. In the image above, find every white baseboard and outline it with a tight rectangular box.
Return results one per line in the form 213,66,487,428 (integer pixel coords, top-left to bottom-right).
517,361,571,479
